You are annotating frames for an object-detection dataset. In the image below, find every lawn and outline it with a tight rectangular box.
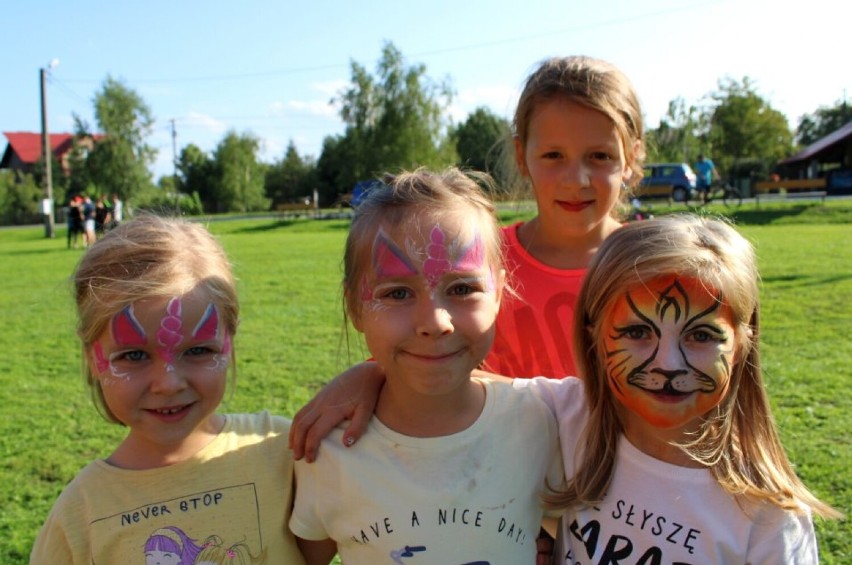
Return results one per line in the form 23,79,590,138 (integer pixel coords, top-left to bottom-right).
1,200,849,563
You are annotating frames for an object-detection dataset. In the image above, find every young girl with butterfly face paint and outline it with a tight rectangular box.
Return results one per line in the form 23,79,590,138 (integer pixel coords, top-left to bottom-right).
289,168,563,565
30,215,306,564
526,214,840,563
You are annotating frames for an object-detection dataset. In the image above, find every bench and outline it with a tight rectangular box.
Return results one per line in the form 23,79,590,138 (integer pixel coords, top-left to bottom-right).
753,178,827,207
275,201,315,218
754,190,827,206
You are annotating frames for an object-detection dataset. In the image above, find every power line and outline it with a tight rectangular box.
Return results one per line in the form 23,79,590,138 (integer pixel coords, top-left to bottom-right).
58,1,724,86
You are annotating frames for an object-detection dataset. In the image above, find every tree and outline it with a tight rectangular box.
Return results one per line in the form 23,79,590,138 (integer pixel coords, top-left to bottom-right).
329,42,456,194
705,77,793,179
211,131,268,212
646,97,703,164
265,141,317,206
451,107,511,187
177,143,217,211
315,134,358,204
86,76,156,201
0,170,41,225
796,99,852,146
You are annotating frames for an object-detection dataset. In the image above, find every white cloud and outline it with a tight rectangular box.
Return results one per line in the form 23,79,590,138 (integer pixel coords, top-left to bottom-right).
448,84,518,123
182,111,228,135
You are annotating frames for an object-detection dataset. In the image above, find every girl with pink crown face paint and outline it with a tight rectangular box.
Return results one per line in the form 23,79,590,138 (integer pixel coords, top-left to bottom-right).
291,169,564,565
33,215,308,564
88,285,231,469
352,216,502,429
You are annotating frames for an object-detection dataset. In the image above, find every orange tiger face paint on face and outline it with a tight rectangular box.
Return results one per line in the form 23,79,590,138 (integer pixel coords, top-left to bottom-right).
602,275,737,432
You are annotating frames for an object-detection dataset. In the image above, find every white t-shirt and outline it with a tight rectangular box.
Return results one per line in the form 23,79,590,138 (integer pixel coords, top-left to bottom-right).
515,377,819,564
290,379,564,564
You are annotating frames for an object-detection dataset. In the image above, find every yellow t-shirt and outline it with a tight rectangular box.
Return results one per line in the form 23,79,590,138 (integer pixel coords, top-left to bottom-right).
30,412,304,564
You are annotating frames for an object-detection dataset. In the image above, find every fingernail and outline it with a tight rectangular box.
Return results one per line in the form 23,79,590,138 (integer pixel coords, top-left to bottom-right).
345,436,355,446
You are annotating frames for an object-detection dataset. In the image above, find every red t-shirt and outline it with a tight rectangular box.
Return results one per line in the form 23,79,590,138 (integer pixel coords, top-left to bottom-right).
483,223,585,379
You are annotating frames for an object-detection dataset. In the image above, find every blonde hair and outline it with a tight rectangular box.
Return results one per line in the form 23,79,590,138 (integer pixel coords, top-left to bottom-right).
73,214,239,424
551,214,839,518
343,166,505,322
511,55,646,205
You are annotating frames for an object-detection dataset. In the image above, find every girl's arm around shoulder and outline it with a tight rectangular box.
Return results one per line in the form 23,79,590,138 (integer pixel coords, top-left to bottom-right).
289,361,384,462
510,376,586,420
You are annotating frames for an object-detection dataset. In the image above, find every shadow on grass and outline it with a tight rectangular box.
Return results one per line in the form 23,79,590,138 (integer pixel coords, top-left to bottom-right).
228,216,352,235
0,247,82,257
761,273,852,289
725,206,824,225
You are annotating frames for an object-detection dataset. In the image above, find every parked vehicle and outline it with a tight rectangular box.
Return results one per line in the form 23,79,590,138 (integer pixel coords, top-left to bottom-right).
637,163,697,202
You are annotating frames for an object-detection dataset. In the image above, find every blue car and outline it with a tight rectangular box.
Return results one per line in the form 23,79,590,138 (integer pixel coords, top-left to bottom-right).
637,163,698,202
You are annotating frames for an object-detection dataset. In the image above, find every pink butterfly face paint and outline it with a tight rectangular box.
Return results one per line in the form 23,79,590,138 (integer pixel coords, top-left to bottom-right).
360,223,494,308
90,293,231,383
353,219,502,393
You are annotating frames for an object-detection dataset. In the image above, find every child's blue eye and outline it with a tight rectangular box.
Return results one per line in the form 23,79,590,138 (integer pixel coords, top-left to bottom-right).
688,326,727,344
185,346,215,356
383,288,411,300
120,350,148,362
615,325,651,340
450,284,474,296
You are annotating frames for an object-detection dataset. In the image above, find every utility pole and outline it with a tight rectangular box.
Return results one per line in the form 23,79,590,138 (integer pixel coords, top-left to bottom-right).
171,119,179,211
40,65,56,238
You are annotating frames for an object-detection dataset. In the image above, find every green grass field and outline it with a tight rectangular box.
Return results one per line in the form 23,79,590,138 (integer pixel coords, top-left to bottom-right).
1,201,849,563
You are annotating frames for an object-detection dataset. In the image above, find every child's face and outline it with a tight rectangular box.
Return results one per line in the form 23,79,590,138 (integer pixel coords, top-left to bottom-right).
515,98,632,236
88,286,230,460
353,215,502,398
601,275,737,436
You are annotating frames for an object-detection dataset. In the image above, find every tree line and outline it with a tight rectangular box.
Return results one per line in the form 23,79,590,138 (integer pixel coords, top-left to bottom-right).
2,42,849,224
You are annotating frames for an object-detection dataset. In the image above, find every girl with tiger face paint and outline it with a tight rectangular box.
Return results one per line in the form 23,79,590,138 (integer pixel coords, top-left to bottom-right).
602,274,737,440
538,214,840,564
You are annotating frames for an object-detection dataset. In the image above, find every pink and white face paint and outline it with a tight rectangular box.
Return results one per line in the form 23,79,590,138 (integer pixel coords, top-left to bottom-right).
360,223,494,311
91,294,231,383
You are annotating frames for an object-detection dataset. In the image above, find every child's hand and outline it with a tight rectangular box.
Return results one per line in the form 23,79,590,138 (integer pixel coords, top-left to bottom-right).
289,361,385,462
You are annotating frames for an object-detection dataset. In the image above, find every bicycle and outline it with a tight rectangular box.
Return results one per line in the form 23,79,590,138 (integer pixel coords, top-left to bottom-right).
705,180,742,206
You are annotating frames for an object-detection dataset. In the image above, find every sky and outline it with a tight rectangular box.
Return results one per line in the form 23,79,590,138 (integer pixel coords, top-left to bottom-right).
3,0,849,180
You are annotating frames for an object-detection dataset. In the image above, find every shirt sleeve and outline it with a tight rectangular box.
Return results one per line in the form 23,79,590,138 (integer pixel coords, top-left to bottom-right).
30,504,77,564
746,505,818,564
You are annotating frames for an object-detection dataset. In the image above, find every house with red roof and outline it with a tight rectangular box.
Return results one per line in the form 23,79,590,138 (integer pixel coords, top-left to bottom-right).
1,131,101,178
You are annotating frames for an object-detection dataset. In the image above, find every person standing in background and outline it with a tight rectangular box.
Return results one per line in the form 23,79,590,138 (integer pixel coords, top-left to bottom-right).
694,153,719,204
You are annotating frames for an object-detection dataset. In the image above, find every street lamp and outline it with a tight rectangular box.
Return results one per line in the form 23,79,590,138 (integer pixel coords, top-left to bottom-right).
40,58,59,239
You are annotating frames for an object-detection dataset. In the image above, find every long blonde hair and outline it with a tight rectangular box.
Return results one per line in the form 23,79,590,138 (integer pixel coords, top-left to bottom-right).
73,214,239,424
551,214,839,519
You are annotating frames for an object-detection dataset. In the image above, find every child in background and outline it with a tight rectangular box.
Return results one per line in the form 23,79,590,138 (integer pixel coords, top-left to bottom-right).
525,215,840,562
30,215,304,564
289,54,646,459
487,54,645,379
289,168,563,564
